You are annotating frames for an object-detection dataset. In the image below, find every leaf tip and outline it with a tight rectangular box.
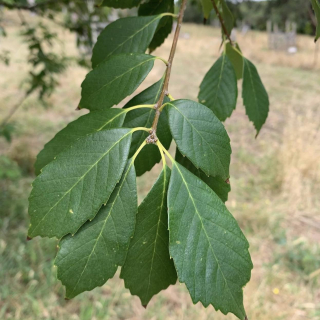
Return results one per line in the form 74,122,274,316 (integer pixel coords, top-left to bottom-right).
142,304,148,309
26,236,32,241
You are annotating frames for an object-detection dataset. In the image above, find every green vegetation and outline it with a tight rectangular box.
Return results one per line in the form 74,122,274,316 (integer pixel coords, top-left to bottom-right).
1,20,320,318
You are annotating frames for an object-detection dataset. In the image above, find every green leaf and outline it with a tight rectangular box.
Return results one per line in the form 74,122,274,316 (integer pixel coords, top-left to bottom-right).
28,128,132,239
221,0,234,37
35,109,126,175
100,0,141,8
198,53,238,121
168,162,252,320
121,166,177,306
92,15,167,68
55,159,137,299
242,58,269,135
166,99,231,179
201,0,213,19
138,0,174,53
175,148,230,203
225,42,243,80
123,79,171,176
311,0,320,42
80,53,156,111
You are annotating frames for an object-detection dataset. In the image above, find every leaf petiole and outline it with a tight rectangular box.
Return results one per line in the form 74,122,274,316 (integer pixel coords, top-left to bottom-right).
132,140,147,161
155,56,169,65
130,127,150,133
226,41,244,57
156,140,175,164
167,93,175,101
125,104,155,113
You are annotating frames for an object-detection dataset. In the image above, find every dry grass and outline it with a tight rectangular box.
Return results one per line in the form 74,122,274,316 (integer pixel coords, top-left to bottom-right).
1,14,320,320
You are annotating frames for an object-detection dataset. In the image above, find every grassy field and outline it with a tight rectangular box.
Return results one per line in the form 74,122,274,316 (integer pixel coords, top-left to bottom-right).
1,14,320,320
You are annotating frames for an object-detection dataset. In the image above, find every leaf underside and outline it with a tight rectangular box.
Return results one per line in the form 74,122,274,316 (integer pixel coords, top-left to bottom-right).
198,54,238,121
28,128,132,239
167,99,231,179
242,58,269,135
175,148,230,203
225,42,243,80
121,166,177,306
123,78,171,176
168,162,252,320
91,15,164,68
56,160,137,299
80,53,156,111
35,109,126,175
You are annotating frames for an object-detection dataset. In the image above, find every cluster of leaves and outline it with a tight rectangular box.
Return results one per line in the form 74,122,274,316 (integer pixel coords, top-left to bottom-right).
26,0,317,318
20,22,72,99
199,0,269,135
0,0,112,141
0,1,112,100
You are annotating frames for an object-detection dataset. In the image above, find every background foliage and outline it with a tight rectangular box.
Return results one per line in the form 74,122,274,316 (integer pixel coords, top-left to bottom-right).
1,0,320,319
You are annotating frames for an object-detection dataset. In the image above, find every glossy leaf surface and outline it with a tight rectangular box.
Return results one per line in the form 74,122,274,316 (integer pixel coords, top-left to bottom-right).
56,160,137,298
35,109,126,175
121,166,177,305
28,129,132,239
139,0,174,52
168,162,252,320
80,54,156,111
167,99,231,179
175,148,230,203
242,58,269,135
198,54,237,121
92,15,165,67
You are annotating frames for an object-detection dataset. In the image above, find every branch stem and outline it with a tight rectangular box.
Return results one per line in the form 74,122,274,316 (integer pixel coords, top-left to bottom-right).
150,0,187,133
0,94,28,130
210,0,232,43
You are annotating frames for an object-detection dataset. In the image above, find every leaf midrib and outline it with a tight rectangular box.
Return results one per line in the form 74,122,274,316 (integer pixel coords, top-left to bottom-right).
68,158,135,297
169,103,228,177
212,54,226,108
102,15,165,62
145,167,168,301
244,59,259,123
173,163,244,318
84,57,156,104
30,131,132,237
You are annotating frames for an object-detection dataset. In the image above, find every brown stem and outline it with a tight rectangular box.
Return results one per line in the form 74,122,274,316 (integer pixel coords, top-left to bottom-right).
0,95,28,129
210,0,232,43
150,0,187,134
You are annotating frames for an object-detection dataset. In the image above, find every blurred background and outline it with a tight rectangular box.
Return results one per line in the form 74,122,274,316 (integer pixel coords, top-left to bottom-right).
0,0,320,319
